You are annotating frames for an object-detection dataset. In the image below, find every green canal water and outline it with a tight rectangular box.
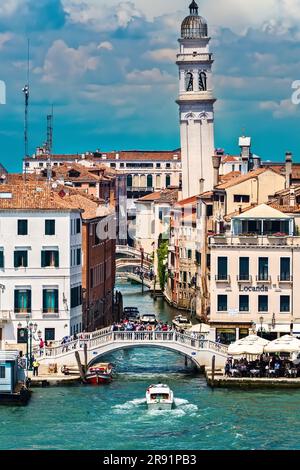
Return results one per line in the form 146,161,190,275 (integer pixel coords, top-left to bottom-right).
1,281,300,450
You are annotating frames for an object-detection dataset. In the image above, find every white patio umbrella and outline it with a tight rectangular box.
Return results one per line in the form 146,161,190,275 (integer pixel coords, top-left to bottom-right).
188,323,210,334
264,335,300,354
228,335,270,356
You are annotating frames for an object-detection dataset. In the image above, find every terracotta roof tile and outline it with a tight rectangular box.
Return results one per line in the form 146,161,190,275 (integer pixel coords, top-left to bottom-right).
216,168,278,190
26,150,181,163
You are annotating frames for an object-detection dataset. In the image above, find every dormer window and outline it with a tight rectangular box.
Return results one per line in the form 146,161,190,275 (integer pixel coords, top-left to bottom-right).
68,169,80,178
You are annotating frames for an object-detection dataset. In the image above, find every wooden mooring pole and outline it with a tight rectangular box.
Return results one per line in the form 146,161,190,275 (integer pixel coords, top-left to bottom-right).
211,355,216,389
84,343,88,374
75,351,86,383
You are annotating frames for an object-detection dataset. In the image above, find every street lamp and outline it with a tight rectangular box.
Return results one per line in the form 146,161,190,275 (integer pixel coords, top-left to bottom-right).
17,321,38,371
259,316,264,338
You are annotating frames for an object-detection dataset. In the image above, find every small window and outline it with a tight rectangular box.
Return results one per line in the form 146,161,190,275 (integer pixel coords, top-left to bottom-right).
18,220,28,236
218,295,227,312
45,328,55,342
258,295,268,312
156,163,161,168
0,366,5,379
14,251,28,268
45,220,55,236
76,219,81,234
280,296,290,313
76,248,81,266
0,251,4,269
41,251,59,268
166,163,171,169
43,289,59,314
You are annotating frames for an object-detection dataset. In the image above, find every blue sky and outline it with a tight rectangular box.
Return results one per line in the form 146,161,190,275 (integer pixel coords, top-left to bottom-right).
1,0,300,171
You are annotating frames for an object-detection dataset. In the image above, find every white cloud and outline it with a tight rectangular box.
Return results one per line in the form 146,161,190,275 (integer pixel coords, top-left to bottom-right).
62,0,144,31
98,41,114,51
37,40,100,83
145,48,176,63
126,67,174,84
0,0,23,16
259,99,300,118
0,32,13,49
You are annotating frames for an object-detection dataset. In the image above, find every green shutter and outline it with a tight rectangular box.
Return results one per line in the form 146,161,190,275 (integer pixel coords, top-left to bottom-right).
0,251,3,268
14,290,18,311
41,251,45,268
43,290,46,312
55,251,59,268
27,291,31,312
14,252,18,268
54,290,59,312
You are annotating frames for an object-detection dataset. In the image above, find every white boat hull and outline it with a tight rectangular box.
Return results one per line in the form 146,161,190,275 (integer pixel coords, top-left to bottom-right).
147,401,173,411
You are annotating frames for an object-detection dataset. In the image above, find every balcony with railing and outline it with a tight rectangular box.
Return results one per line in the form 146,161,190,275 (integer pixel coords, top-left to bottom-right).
278,274,293,284
215,274,231,284
237,274,253,284
210,236,300,247
256,275,272,284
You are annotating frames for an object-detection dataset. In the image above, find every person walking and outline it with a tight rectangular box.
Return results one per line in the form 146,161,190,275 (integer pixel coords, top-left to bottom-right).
32,358,40,377
39,338,45,357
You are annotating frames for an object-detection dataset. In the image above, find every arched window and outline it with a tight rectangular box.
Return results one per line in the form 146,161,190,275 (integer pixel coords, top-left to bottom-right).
147,174,153,188
199,71,207,91
185,72,193,91
166,175,171,187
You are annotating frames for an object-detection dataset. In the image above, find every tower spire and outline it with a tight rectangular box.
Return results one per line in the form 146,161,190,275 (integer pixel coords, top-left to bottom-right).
189,0,199,15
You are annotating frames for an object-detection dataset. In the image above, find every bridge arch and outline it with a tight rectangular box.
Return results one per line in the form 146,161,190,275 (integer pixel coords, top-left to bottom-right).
88,343,202,369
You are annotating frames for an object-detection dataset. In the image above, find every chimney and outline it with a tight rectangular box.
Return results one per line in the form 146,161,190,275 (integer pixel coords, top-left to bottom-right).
290,187,296,207
212,155,222,188
199,178,204,194
285,152,292,189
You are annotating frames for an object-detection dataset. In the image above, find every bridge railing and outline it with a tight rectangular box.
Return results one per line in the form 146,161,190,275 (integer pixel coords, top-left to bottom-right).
38,329,228,359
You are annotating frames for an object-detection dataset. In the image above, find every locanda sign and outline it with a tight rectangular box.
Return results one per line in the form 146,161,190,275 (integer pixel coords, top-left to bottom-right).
239,285,269,293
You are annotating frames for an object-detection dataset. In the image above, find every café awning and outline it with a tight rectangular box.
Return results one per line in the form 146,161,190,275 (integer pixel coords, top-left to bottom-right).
264,335,300,354
228,335,270,356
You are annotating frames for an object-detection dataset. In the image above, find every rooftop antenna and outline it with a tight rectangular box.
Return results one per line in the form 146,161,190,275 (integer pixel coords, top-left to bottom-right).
22,38,30,182
46,105,54,183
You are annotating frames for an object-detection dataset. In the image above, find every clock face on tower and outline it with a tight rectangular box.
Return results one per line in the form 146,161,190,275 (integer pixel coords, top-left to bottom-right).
199,71,207,91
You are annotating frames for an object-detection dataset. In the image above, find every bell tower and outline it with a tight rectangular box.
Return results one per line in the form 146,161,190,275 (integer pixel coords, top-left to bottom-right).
177,1,216,198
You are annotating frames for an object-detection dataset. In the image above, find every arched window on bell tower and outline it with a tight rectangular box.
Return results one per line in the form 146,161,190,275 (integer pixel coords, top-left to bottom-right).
185,71,194,91
199,70,207,91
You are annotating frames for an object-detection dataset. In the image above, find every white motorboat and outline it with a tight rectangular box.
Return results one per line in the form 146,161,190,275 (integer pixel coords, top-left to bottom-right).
140,314,157,324
172,315,192,331
146,384,174,410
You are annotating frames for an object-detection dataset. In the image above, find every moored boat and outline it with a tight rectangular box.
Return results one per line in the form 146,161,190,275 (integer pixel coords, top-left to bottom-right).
85,363,113,385
172,315,192,331
146,384,174,410
140,314,157,324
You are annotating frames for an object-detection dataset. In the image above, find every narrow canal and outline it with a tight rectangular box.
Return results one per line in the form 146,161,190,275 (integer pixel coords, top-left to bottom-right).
1,281,300,450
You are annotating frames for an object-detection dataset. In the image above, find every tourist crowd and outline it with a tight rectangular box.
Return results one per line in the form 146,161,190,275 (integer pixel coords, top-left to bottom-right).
225,355,300,378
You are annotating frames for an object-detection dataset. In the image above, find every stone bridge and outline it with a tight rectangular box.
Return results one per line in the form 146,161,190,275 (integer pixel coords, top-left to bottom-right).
37,327,228,369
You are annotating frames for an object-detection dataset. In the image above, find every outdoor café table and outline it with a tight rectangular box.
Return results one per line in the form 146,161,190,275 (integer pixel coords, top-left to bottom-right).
229,369,240,377
250,369,260,378
285,368,298,378
266,369,276,378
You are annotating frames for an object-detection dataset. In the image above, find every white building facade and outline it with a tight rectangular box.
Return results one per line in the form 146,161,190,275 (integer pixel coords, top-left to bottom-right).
177,1,216,199
0,208,83,350
209,205,300,344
